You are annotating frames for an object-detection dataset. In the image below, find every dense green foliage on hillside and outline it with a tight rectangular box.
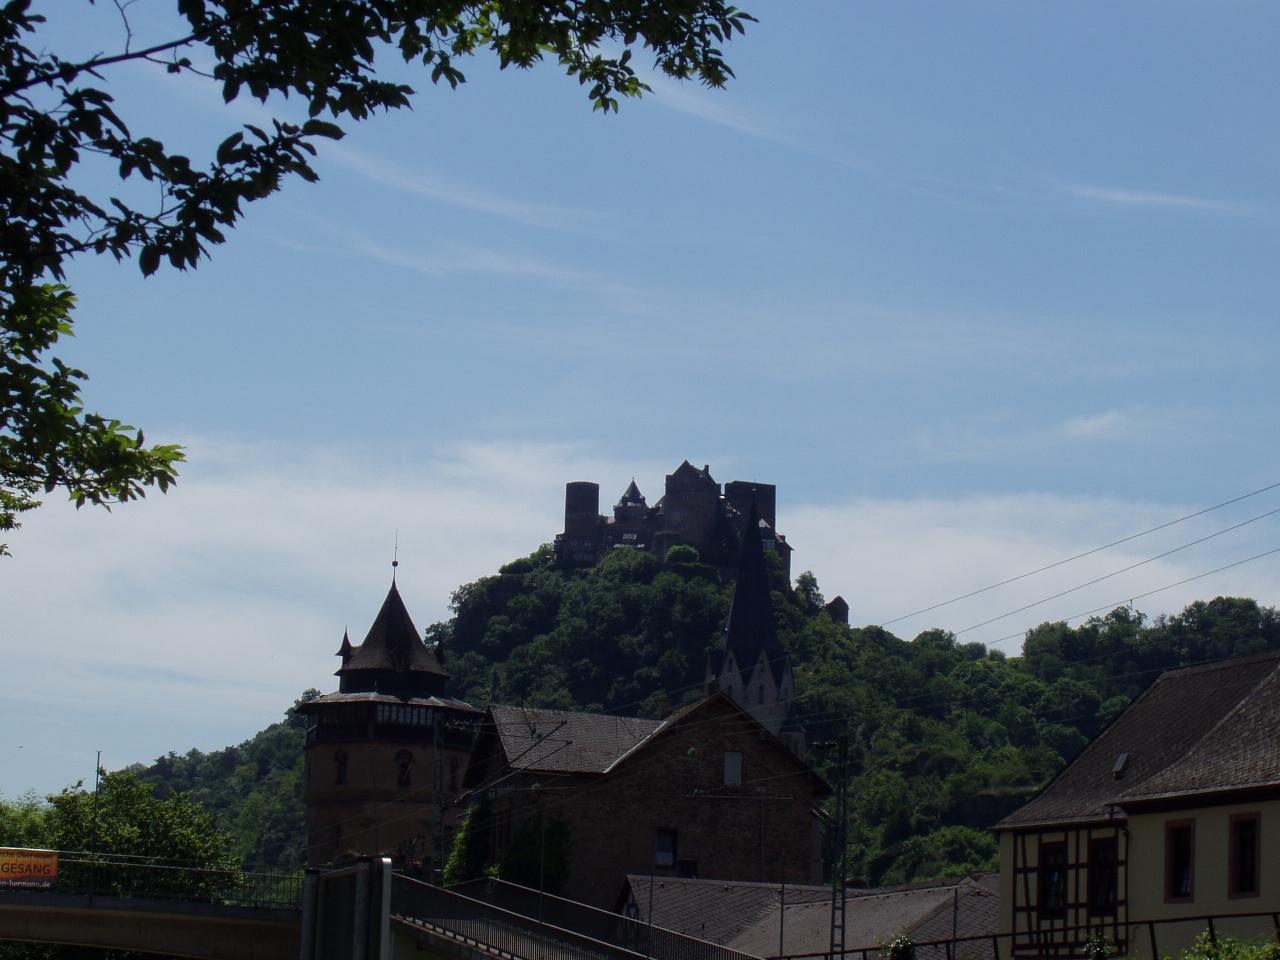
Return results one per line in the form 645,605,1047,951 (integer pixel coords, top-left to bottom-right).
18,545,1276,885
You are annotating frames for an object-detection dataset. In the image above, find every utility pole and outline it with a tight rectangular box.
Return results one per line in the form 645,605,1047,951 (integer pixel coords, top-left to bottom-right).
431,710,444,883
827,733,849,960
89,750,102,851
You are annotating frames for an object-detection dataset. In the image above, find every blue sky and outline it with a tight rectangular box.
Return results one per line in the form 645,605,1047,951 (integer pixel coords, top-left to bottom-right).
5,0,1280,797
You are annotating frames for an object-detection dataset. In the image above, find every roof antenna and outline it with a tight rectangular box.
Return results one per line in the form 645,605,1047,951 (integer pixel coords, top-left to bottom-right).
392,529,399,581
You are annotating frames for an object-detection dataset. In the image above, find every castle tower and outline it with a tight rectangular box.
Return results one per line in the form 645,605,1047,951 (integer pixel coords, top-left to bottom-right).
556,481,602,564
707,503,805,755
656,460,720,559
298,576,481,869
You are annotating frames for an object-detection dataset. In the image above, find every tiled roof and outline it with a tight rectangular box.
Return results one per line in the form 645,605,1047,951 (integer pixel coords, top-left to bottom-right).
489,705,663,774
905,874,1000,948
1117,653,1280,804
998,651,1280,829
486,694,828,794
623,876,827,948
623,875,995,956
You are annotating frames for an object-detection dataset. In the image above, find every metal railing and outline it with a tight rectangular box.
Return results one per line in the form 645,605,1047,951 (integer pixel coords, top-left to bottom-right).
448,877,763,960
4,850,303,909
775,909,1280,960
392,874,649,960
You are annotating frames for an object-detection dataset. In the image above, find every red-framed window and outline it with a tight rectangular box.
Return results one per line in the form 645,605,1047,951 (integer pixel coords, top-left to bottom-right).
1228,813,1261,898
1165,819,1195,903
1038,840,1068,919
1088,835,1119,915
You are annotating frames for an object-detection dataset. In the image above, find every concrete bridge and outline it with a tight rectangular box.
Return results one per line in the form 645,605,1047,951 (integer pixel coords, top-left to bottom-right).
0,888,299,960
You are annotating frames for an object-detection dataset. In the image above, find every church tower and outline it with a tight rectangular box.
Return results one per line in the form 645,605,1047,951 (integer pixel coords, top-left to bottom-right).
707,503,805,755
298,574,481,870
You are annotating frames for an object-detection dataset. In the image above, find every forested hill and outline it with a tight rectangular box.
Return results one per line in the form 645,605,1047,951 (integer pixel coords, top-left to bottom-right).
140,543,1280,883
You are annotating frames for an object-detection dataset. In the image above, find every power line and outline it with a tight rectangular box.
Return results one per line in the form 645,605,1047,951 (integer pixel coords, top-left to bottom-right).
881,479,1280,627
984,544,1280,648
953,505,1280,636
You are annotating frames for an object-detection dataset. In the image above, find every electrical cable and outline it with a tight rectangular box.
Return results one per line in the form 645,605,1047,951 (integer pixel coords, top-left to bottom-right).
881,479,1280,627
952,505,1280,636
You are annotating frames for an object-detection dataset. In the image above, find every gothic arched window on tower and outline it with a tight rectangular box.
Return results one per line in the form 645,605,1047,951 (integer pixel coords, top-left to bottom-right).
334,751,348,786
395,750,413,787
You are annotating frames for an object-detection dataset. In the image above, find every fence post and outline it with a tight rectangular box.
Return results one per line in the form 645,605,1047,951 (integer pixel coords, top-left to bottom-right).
300,870,318,960
1271,913,1279,944
1148,921,1158,960
1207,917,1217,945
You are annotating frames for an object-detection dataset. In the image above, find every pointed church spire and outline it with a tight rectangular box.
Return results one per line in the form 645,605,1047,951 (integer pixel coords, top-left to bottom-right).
335,628,353,664
719,501,789,687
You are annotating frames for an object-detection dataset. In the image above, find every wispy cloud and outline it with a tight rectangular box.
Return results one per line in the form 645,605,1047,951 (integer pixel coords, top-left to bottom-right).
644,74,796,147
326,143,596,232
1058,410,1129,438
1060,181,1246,214
264,209,636,299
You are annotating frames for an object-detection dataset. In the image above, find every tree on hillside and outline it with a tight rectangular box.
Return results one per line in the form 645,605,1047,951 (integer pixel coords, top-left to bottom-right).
0,0,755,549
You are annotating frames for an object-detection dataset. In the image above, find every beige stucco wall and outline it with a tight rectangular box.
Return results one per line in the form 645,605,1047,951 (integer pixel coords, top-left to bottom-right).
1125,798,1280,956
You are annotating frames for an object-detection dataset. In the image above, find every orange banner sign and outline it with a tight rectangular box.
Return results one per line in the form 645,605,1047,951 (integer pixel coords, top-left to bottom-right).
0,848,58,889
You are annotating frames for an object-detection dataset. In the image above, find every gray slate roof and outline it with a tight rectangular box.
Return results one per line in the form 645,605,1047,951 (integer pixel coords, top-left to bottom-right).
623,875,996,957
1117,653,1280,804
488,705,663,774
998,651,1280,829
340,580,448,678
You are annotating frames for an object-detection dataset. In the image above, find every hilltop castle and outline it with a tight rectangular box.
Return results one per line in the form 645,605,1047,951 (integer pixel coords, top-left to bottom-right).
553,460,793,577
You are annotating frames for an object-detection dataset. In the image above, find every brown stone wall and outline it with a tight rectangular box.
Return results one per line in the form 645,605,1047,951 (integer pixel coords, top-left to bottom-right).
488,700,823,910
305,739,472,865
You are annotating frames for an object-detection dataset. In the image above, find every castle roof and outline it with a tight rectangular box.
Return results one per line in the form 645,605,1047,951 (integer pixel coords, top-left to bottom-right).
337,580,449,695
714,502,789,688
669,460,716,485
617,479,646,506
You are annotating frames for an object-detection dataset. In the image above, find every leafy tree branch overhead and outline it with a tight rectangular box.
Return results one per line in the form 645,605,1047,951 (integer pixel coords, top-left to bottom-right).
0,0,755,550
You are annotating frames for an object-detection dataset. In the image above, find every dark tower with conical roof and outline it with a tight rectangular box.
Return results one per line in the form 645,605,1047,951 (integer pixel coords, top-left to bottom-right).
707,503,804,755
298,575,481,869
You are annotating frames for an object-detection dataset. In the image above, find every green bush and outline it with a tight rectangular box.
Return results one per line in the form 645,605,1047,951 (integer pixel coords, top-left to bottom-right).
881,934,915,960
1170,933,1280,960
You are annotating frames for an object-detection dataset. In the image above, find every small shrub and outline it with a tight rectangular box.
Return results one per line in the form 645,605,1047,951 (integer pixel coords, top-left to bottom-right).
1086,933,1113,960
882,934,915,960
1170,933,1280,960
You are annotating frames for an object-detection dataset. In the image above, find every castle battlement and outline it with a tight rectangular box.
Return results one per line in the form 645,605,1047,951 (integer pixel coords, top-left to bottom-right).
553,460,792,576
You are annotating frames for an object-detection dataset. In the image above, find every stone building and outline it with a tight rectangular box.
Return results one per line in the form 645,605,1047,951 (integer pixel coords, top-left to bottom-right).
297,577,481,868
462,693,828,909
554,460,792,576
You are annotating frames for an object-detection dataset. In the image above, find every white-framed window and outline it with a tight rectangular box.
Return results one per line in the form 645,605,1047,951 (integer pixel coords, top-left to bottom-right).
724,751,743,786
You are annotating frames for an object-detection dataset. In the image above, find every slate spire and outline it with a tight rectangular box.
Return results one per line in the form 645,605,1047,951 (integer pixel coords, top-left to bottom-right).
718,501,789,687
618,479,646,506
337,579,449,695
335,628,353,665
